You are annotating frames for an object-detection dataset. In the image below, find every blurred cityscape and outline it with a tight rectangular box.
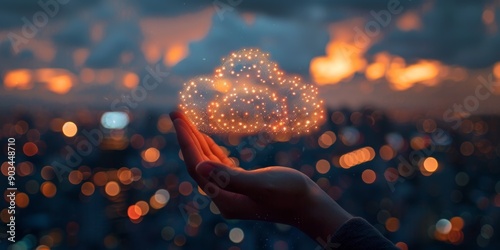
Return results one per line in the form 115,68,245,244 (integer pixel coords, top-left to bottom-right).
0,107,499,250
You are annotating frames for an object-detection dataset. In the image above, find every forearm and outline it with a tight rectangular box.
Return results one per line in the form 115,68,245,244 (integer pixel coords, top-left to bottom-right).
295,186,397,250
295,187,353,245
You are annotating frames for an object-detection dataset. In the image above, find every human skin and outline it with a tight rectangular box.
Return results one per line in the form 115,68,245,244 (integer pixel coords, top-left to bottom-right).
170,111,352,243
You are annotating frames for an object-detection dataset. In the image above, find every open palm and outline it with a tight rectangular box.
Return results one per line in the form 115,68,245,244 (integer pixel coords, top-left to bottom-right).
170,111,351,241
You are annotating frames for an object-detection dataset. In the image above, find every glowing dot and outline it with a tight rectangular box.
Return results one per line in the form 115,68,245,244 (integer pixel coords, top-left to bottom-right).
385,217,400,232
23,142,38,156
150,189,170,209
68,171,83,185
188,213,203,227
41,166,55,180
142,147,160,163
379,145,394,161
362,169,377,184
62,122,78,137
229,228,244,243
105,181,120,196
41,181,57,198
395,242,408,250
450,217,464,231
494,62,500,79
127,205,142,220
318,131,336,148
179,181,193,196
101,112,129,129
122,72,139,88
315,159,331,174
423,157,438,172
436,219,452,234
16,192,29,208
136,201,149,216
118,168,133,185
18,161,34,176
81,182,95,196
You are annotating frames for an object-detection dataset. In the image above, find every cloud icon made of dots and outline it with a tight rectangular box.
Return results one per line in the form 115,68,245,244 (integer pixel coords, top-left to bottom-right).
179,49,325,136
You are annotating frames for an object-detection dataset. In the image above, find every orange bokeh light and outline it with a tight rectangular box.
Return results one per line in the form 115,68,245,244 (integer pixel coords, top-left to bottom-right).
385,217,400,232
105,181,120,196
164,44,188,67
16,192,30,208
23,142,38,157
81,182,95,196
68,171,83,185
142,148,160,163
339,147,376,169
361,169,377,184
40,181,57,198
127,205,142,220
423,157,439,172
122,72,139,89
4,69,33,90
315,159,331,174
62,122,78,137
135,201,150,216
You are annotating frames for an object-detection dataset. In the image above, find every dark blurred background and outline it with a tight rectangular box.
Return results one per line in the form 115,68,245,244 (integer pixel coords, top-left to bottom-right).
1,0,500,249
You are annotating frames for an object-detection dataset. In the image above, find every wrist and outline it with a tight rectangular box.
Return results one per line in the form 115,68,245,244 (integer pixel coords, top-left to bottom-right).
298,186,352,243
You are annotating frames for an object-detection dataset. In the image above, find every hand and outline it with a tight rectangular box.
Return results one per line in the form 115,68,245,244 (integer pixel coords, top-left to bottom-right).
170,111,352,242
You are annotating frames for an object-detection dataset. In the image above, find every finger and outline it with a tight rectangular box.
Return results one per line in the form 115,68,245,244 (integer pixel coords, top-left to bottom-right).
184,121,220,162
172,119,206,176
171,111,220,162
196,161,268,198
203,134,235,166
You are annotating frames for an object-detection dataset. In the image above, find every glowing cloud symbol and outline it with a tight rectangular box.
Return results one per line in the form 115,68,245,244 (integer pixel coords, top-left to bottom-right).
179,48,325,136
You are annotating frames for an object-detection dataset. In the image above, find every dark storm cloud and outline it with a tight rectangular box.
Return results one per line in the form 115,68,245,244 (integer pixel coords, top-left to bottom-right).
367,0,500,68
173,13,329,76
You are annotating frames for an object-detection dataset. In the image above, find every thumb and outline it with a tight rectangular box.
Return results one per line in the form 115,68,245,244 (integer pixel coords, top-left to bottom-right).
196,161,264,196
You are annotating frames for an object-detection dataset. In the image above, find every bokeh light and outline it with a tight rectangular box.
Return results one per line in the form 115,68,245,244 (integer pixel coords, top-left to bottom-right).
315,159,331,174
23,142,38,156
104,181,120,197
339,147,375,169
436,219,452,234
423,157,439,172
81,182,95,196
40,181,57,198
229,228,244,243
142,147,160,163
127,205,142,220
361,169,376,184
101,112,129,129
62,121,78,137
386,217,400,232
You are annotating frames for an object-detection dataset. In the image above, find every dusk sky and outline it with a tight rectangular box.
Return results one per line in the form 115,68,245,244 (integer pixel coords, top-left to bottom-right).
1,0,499,115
